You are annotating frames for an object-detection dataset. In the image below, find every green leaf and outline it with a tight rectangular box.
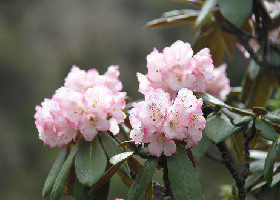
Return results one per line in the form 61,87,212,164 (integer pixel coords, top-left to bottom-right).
272,172,280,187
168,147,204,200
91,181,110,200
127,158,158,200
245,170,263,189
75,138,107,187
110,152,134,165
233,116,252,127
74,179,90,200
265,113,280,124
205,113,234,143
89,152,132,195
51,141,80,200
99,132,131,178
264,140,278,185
191,130,211,158
42,147,67,199
218,0,253,27
195,0,218,29
255,119,278,141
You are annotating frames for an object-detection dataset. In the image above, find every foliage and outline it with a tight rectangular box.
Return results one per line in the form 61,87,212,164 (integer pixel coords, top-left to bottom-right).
37,0,280,199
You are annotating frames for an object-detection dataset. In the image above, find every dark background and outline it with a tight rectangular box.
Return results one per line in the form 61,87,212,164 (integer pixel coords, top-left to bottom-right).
0,0,247,199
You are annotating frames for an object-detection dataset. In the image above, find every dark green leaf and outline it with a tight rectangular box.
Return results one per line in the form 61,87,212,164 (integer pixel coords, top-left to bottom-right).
74,179,90,200
89,153,132,195
233,116,252,127
91,181,110,200
127,158,158,200
265,113,280,124
75,138,107,187
195,0,218,29
42,147,67,199
264,140,278,185
219,0,253,27
99,132,131,178
255,119,278,141
51,141,80,200
191,130,211,158
245,170,263,189
205,113,234,143
168,147,204,200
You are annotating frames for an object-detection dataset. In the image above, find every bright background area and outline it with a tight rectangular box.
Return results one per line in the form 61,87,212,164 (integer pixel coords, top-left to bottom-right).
0,0,248,199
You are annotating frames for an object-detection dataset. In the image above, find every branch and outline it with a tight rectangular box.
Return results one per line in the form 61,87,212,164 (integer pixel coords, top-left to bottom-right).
153,182,174,200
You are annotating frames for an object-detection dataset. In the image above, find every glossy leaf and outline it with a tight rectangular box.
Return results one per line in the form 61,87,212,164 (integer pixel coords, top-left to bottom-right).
145,10,199,29
127,158,158,200
271,172,280,187
99,132,131,178
245,170,263,189
264,140,278,185
168,147,204,200
255,119,278,141
75,138,107,187
42,147,67,199
233,116,252,127
195,0,218,29
51,141,80,200
265,113,280,124
110,152,134,165
205,113,234,143
191,130,211,158
219,0,253,27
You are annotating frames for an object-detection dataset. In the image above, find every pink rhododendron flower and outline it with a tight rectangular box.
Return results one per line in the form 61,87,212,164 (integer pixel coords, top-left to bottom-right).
206,64,231,101
35,65,126,147
129,87,205,157
138,40,214,98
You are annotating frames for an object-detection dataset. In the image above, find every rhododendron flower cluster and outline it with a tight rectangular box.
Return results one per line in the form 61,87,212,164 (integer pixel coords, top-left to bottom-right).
137,40,215,99
206,64,231,101
35,65,126,147
129,87,206,157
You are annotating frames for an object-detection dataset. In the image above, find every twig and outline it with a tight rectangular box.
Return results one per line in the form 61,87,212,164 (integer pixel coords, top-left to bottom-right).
152,182,174,200
162,156,173,197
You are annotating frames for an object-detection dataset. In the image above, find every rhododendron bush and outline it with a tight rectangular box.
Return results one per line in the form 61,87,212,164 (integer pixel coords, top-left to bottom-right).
35,0,280,199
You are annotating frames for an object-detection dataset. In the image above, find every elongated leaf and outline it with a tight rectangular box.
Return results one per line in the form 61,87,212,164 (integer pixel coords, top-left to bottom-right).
219,0,253,27
205,113,234,143
255,119,278,141
168,147,204,200
264,140,278,185
265,114,280,124
271,172,280,187
195,0,218,29
191,130,211,158
245,170,263,189
74,179,89,200
145,10,199,29
51,141,80,200
99,132,131,178
110,152,134,165
91,181,110,200
127,158,158,200
75,138,107,187
89,152,133,194
42,147,67,199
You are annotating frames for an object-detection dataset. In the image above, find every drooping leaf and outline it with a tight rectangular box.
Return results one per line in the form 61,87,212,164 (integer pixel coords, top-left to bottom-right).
42,147,67,199
264,140,279,185
191,130,211,158
245,170,263,189
91,181,110,200
99,132,131,178
195,0,218,29
89,152,133,194
265,113,280,125
145,10,199,29
218,0,253,27
193,28,225,66
127,158,158,200
51,141,80,200
233,116,252,127
75,138,107,187
168,147,204,200
205,113,234,143
74,179,90,200
255,119,278,141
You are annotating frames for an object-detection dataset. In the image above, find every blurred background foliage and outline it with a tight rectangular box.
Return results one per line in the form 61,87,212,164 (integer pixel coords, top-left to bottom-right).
0,0,248,199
